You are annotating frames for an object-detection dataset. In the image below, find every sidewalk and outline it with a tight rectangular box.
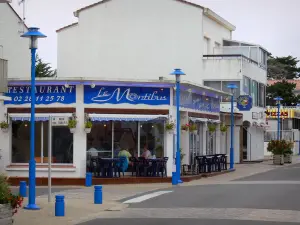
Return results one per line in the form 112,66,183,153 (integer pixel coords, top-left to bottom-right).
183,155,300,186
13,156,300,225
13,183,172,225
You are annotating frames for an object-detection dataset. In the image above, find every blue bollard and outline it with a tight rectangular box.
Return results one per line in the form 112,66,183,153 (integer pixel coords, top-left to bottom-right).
19,181,27,197
94,186,102,204
85,172,92,187
55,195,65,217
172,172,178,185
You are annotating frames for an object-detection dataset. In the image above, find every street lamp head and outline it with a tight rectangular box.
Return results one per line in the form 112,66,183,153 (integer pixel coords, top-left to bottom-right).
273,96,283,101
226,83,238,90
170,69,186,76
21,27,47,49
170,69,185,82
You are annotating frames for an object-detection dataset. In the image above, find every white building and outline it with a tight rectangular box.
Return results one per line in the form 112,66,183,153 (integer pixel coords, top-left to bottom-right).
57,0,268,162
1,0,265,182
0,2,29,173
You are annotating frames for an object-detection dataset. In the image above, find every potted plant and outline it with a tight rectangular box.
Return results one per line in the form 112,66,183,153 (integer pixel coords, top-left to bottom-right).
0,174,24,224
68,118,77,133
267,140,285,165
181,124,189,132
284,141,294,164
189,123,197,135
220,123,228,133
207,123,217,133
165,119,175,134
84,121,93,133
0,121,9,133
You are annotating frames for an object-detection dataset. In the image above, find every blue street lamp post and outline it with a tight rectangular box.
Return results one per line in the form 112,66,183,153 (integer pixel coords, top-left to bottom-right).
170,69,185,184
227,84,238,170
274,97,283,140
21,27,46,210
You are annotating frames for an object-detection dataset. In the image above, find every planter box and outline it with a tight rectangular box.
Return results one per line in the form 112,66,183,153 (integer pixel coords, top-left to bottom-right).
273,154,284,165
0,204,13,225
84,128,91,134
284,154,292,164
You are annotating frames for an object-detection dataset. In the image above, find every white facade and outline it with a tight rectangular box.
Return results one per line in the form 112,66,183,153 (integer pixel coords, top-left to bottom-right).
0,3,30,79
1,79,228,178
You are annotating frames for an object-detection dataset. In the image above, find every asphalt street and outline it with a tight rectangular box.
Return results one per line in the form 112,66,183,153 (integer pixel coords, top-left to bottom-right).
79,162,300,225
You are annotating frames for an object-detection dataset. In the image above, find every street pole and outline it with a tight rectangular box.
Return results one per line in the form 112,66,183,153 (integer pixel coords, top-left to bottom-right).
170,69,185,184
226,84,237,170
48,116,52,203
230,94,234,169
21,27,46,210
274,97,282,141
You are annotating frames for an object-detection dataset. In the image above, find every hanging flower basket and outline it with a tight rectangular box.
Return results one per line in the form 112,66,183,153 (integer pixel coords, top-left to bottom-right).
68,117,77,133
165,119,175,134
189,123,197,135
84,121,93,134
0,121,9,133
181,124,189,132
220,123,228,133
207,123,217,133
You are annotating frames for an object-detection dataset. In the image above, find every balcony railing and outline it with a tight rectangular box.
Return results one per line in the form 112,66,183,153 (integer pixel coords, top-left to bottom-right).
0,58,8,93
211,46,267,69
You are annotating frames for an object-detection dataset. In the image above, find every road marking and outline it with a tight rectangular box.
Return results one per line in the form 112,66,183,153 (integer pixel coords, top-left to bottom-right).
123,191,173,204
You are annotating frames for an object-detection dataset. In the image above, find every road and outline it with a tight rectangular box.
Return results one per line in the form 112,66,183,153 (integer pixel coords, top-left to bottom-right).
79,163,300,225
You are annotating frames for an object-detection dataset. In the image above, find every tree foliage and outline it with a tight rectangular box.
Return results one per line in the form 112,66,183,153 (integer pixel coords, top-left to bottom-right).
266,80,299,106
35,55,56,78
267,56,300,80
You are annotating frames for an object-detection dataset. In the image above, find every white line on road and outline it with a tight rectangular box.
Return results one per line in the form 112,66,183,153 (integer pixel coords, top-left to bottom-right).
123,191,173,204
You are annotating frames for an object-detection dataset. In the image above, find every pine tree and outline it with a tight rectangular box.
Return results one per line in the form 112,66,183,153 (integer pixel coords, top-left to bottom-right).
35,55,56,78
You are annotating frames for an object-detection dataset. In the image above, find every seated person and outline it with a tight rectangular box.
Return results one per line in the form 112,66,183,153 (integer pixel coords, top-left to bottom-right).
141,144,152,159
118,147,132,163
117,147,132,172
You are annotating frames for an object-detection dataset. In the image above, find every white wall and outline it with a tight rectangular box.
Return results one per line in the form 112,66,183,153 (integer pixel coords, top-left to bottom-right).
57,0,204,84
0,3,30,78
0,100,9,174
203,58,241,81
242,59,267,85
202,15,231,54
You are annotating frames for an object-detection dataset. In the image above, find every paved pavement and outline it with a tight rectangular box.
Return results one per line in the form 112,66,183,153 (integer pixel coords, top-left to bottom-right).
13,156,300,225
79,156,300,225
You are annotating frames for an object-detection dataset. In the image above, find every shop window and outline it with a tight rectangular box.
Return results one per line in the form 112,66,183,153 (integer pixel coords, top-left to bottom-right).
140,121,164,158
51,126,73,163
251,80,258,106
113,121,138,158
258,83,265,107
243,76,251,95
12,121,43,163
87,122,112,158
11,120,73,164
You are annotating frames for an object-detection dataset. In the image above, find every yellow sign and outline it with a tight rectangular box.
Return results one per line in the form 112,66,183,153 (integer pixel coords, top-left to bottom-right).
266,108,296,119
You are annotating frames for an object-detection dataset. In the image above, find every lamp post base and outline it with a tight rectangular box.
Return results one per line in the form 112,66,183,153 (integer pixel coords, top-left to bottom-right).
24,204,40,210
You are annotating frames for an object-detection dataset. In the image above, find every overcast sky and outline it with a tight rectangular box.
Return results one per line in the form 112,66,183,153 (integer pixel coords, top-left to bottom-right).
10,0,300,68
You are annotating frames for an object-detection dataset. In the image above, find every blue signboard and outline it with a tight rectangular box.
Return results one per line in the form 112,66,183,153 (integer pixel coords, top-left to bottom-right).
84,86,170,105
237,95,253,111
4,85,76,105
174,91,220,113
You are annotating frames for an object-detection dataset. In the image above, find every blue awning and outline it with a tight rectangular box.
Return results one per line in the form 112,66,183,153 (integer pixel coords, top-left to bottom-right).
89,114,168,122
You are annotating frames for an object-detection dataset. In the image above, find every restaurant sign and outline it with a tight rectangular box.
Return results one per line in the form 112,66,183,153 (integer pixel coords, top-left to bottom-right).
4,85,76,105
84,86,170,105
